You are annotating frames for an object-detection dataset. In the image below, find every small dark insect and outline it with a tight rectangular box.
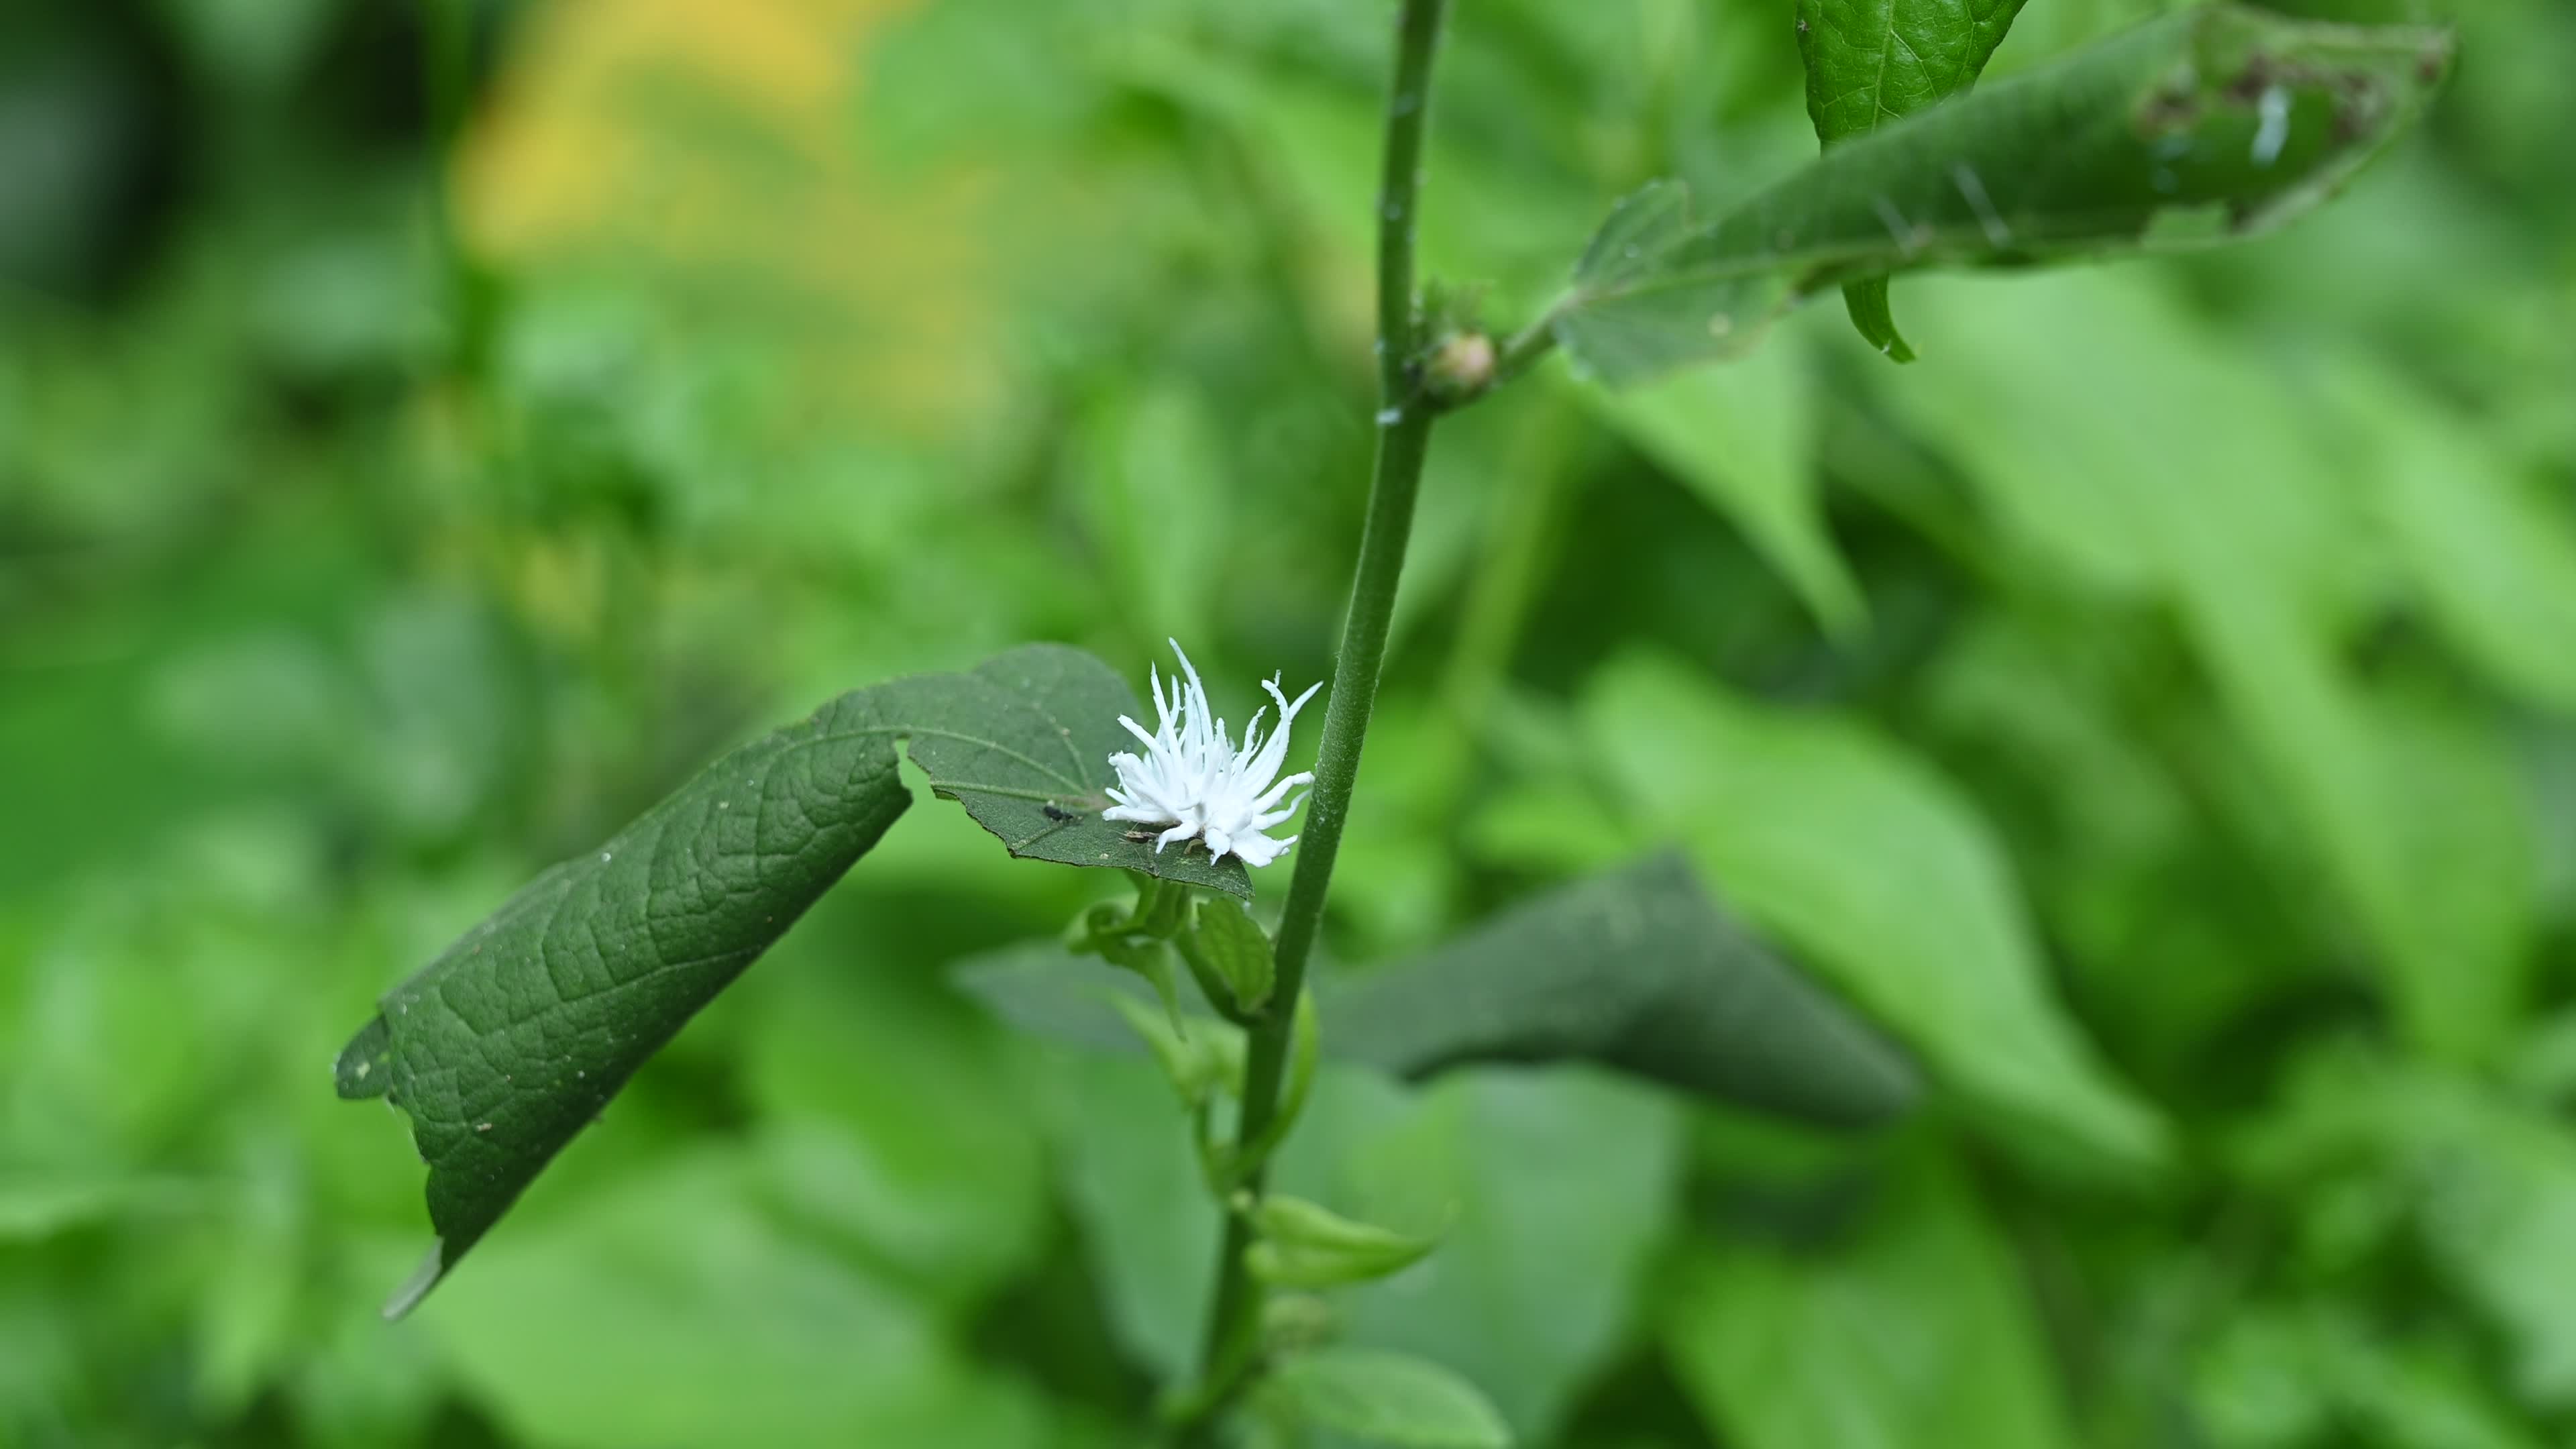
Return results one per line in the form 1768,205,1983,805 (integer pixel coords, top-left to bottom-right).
1122,828,1158,843
1041,804,1081,822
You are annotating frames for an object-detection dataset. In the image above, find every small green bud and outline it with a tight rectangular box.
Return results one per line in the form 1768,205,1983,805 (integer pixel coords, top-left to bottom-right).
1108,994,1242,1107
1423,331,1498,403
1260,1293,1337,1355
1181,897,1276,1014
1244,1193,1442,1289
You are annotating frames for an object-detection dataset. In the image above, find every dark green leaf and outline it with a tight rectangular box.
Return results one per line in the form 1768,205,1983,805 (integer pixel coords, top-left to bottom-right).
1554,5,2450,384
1323,852,1918,1128
1260,1348,1512,1449
883,647,1254,898
333,644,1245,1313
1794,0,2035,358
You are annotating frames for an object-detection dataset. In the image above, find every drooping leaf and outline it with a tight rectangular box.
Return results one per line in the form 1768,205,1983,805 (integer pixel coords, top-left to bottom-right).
1580,655,2167,1169
333,644,1246,1313
1324,852,1918,1129
1260,1348,1513,1449
1553,5,2451,384
1794,0,2036,358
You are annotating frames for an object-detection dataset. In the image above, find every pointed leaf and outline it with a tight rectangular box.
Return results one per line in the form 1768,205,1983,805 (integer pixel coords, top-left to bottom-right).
1794,0,2037,356
1324,852,1918,1128
333,645,1244,1311
1837,277,1917,362
1260,1348,1512,1449
1554,5,2450,384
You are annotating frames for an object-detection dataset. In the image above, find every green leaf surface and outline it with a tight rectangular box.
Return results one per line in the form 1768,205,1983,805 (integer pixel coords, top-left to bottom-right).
887,647,1255,897
1666,1149,2075,1449
2239,1056,2576,1411
738,957,1049,1315
333,644,1246,1312
1554,5,2450,384
951,940,1199,1056
0,1175,198,1242
1260,1348,1513,1449
1026,1057,1681,1434
1868,272,2539,1062
1795,0,2035,357
1185,895,1277,1014
1304,1069,1685,1439
1576,345,1867,639
1324,853,1918,1128
1581,655,2167,1169
1030,1051,1223,1381
2332,364,2576,716
417,1149,1053,1449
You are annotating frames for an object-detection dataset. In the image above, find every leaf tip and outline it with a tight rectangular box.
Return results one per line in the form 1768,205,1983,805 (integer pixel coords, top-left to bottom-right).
380,1242,446,1320
333,1015,394,1100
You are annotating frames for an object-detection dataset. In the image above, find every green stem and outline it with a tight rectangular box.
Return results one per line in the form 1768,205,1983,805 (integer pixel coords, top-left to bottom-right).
1178,0,1452,1431
1489,311,1562,389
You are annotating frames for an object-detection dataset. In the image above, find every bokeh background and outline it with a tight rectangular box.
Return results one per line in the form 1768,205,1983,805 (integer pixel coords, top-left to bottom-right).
7,0,2576,1444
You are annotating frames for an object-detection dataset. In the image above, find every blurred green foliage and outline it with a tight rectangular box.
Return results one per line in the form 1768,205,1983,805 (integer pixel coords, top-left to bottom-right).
3,0,2573,1446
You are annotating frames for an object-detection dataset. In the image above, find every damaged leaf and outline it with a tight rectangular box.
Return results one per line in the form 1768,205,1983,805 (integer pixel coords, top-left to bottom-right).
1556,4,2451,384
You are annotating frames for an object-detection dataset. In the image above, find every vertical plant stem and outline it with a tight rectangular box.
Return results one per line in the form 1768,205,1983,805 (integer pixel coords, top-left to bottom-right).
1181,0,1452,1426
